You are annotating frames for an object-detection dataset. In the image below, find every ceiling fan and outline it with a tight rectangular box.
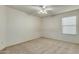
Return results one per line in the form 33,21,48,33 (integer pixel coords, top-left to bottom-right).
31,5,53,14
38,5,53,14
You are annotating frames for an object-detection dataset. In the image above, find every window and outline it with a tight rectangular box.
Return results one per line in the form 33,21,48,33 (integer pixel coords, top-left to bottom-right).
62,16,76,34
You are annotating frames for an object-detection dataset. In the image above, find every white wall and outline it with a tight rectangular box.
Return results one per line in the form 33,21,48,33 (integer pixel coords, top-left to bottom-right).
5,7,41,47
0,6,7,50
0,6,41,50
42,10,79,44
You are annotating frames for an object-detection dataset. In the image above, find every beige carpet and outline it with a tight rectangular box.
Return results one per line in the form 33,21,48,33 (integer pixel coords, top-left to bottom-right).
1,38,79,54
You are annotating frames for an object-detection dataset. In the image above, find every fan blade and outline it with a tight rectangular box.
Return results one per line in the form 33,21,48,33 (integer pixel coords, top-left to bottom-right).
27,6,42,11
46,8,53,10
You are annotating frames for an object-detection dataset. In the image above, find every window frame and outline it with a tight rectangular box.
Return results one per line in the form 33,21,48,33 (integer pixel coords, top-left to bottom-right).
61,16,77,35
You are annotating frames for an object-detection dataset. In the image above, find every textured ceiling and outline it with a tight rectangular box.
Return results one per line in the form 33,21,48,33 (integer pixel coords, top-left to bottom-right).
7,5,79,17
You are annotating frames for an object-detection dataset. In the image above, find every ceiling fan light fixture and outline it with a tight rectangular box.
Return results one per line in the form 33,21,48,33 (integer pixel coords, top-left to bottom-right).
38,9,47,14
38,5,49,14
